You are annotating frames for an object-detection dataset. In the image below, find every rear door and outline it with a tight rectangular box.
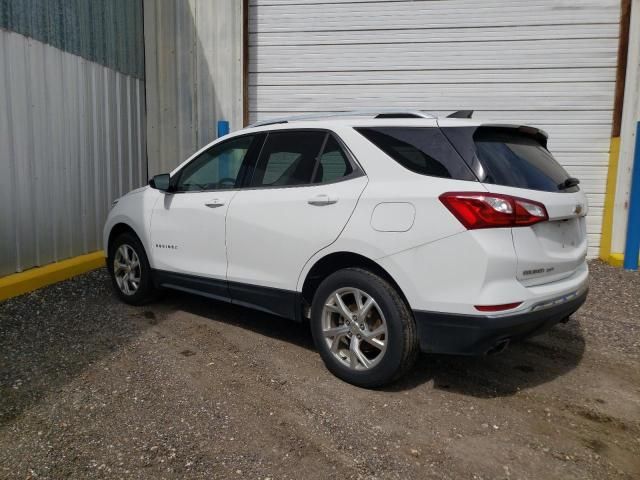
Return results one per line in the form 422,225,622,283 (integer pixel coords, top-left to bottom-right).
225,129,367,317
443,125,588,286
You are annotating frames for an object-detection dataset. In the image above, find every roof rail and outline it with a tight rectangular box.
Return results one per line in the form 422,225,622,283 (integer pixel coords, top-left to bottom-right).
447,110,473,119
249,110,436,127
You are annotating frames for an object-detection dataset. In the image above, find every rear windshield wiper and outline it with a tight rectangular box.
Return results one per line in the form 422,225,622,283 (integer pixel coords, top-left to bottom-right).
558,177,580,190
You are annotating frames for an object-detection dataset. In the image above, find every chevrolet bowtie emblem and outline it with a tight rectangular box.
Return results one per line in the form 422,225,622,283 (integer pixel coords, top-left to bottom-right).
573,204,583,215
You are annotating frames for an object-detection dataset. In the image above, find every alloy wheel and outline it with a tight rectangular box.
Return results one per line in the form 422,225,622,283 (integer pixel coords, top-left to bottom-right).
321,287,388,371
113,244,141,296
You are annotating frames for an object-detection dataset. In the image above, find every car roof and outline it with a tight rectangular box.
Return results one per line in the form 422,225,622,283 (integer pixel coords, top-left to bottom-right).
173,112,546,176
239,117,536,134
247,110,471,127
238,111,546,138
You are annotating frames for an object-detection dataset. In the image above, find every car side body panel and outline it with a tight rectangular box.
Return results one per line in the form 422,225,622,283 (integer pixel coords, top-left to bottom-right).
102,187,161,263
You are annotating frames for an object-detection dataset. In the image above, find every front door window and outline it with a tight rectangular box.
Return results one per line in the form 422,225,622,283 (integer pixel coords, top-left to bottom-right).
176,135,255,192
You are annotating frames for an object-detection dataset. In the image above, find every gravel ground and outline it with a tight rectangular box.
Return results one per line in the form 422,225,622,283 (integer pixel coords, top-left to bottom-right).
0,260,639,479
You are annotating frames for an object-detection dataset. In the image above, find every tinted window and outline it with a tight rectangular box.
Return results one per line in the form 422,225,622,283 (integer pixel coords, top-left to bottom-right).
313,135,353,183
355,127,475,180
251,131,325,187
176,135,254,192
473,128,576,192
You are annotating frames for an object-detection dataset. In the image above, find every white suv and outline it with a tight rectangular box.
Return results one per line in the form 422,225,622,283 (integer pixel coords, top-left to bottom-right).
104,110,589,387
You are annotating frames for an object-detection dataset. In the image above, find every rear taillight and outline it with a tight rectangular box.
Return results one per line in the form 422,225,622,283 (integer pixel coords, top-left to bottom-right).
439,192,548,229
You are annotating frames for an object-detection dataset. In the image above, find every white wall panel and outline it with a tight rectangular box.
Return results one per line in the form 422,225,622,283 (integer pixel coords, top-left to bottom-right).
612,0,640,253
249,0,621,258
0,30,146,276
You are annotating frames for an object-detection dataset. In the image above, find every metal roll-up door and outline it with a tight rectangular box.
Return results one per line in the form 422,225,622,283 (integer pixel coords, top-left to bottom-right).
248,0,621,257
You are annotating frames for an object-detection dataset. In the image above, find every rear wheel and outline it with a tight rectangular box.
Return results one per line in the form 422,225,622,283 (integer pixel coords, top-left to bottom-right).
108,232,157,305
310,268,419,388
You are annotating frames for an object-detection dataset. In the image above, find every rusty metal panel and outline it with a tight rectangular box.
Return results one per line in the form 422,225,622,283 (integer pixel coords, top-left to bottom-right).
0,29,146,276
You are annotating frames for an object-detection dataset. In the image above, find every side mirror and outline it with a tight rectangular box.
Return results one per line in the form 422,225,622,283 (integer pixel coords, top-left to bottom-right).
149,173,172,192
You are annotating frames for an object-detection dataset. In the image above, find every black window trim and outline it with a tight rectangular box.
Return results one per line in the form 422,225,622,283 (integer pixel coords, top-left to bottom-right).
168,128,364,194
169,132,265,194
243,127,365,191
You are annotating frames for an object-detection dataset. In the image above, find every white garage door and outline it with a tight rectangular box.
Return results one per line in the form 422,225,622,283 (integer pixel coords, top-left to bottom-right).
248,0,621,257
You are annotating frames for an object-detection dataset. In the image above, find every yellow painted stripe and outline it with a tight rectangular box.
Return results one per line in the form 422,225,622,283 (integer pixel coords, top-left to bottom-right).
600,136,620,263
0,251,106,302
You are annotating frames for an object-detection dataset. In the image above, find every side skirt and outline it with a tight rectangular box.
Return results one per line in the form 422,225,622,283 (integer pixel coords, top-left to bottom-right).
151,269,303,321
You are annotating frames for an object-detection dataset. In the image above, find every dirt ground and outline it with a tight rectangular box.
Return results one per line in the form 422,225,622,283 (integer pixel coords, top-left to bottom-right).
0,260,639,479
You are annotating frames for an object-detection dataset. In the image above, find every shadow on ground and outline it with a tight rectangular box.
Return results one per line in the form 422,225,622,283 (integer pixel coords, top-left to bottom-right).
0,269,586,424
0,270,155,423
171,289,586,399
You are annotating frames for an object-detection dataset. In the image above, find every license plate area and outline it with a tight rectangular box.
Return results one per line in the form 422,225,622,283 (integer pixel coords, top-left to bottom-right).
534,218,583,254
513,216,587,285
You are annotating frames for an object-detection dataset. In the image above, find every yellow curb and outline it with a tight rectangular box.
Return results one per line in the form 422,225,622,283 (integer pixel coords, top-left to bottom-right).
605,253,624,268
0,251,106,302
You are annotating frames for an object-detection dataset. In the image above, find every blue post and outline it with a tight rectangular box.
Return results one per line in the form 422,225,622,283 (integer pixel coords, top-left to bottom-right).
217,120,230,138
217,120,230,179
623,121,640,270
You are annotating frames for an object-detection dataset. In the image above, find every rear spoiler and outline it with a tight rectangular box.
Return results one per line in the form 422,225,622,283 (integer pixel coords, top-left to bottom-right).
479,124,549,148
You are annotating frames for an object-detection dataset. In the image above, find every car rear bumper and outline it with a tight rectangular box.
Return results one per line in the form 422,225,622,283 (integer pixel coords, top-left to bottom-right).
413,288,588,355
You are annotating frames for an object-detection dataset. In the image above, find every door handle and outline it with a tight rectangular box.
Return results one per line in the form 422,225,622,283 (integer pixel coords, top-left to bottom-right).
308,194,338,206
205,199,225,208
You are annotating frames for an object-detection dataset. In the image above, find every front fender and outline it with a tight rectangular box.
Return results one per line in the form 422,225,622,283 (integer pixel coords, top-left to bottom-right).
102,188,161,265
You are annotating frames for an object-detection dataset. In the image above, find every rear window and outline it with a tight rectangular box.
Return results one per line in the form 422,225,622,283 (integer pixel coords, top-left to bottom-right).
355,127,475,181
473,128,578,193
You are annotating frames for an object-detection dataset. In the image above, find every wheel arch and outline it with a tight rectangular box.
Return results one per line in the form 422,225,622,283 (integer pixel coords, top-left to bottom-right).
301,251,410,309
107,222,145,259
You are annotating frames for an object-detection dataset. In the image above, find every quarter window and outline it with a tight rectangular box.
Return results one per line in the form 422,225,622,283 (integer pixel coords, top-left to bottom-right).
355,127,474,180
176,135,254,192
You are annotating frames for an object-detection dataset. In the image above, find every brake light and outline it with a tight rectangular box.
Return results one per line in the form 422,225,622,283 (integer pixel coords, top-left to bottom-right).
439,192,548,229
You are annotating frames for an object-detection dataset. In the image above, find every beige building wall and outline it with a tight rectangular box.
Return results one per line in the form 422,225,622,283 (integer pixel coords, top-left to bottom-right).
144,0,244,177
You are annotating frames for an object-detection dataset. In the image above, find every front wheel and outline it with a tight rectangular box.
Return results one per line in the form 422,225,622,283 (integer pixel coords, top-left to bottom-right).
310,268,419,388
108,232,157,305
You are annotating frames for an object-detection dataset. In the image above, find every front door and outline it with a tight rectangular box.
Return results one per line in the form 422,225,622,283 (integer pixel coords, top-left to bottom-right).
150,134,262,299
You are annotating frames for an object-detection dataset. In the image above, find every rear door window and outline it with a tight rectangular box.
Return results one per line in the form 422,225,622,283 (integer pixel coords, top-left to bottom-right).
251,130,325,187
355,127,475,181
473,128,577,193
313,135,353,183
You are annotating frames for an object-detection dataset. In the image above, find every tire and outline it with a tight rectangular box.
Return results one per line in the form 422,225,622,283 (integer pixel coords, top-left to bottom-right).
108,232,157,305
310,268,419,388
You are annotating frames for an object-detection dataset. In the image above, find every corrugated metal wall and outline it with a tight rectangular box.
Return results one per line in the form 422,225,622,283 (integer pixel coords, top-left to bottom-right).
143,0,243,176
0,0,144,79
248,0,621,258
0,26,145,275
